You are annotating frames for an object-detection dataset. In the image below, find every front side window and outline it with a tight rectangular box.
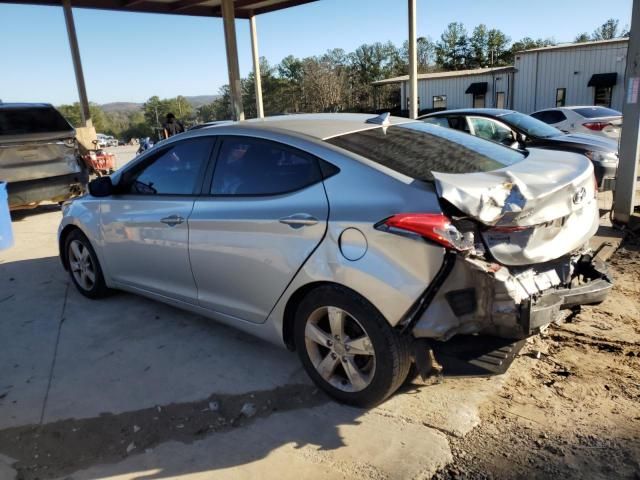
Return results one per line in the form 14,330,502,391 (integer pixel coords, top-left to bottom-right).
556,88,566,107
127,138,212,195
326,123,524,182
433,95,447,109
473,94,485,108
594,86,613,107
210,138,323,196
468,117,514,145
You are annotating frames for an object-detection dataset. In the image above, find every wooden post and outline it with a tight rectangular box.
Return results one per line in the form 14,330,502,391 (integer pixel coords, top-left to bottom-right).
221,0,245,121
249,14,264,118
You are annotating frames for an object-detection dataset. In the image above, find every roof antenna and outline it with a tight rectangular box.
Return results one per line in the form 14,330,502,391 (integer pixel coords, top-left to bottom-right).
366,112,391,126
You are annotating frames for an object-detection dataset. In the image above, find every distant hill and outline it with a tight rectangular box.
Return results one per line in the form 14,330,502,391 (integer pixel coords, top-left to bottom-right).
101,102,142,113
100,95,219,113
184,95,220,108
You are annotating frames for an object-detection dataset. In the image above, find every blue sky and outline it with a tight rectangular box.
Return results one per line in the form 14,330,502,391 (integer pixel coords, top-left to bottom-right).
0,0,633,105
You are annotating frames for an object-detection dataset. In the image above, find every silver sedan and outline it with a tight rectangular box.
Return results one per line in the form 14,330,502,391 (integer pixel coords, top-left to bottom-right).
59,113,612,406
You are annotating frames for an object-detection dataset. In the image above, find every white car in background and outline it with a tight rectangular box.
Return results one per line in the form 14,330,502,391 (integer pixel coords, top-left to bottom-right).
530,106,622,140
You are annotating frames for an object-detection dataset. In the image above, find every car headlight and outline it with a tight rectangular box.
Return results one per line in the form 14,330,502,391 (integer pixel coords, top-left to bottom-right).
585,151,618,164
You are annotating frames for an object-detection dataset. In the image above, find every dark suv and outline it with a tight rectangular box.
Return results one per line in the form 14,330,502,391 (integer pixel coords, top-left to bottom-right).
0,103,88,209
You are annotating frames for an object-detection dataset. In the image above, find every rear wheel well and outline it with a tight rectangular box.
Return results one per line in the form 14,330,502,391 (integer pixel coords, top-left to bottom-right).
59,225,82,270
282,281,370,351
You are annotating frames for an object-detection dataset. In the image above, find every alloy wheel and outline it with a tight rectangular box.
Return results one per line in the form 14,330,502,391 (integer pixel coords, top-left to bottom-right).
304,306,376,392
68,239,96,291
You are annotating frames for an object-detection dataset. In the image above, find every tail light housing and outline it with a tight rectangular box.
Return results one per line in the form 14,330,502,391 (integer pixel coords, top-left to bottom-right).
582,122,608,131
378,213,473,251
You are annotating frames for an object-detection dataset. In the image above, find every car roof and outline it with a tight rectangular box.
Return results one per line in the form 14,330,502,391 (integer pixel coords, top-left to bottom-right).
0,102,54,110
199,113,415,140
420,108,515,118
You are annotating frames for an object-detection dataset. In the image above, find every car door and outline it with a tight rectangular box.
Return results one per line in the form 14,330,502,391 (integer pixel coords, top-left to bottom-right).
189,136,329,324
99,136,214,303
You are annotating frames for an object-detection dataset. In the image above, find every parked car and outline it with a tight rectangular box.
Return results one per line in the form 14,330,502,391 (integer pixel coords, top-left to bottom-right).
107,138,119,147
0,103,88,210
188,120,234,131
96,134,109,148
420,108,618,189
530,106,622,140
58,113,611,406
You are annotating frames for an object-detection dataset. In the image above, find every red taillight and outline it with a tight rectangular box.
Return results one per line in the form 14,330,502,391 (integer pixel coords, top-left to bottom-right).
380,213,473,251
583,122,608,131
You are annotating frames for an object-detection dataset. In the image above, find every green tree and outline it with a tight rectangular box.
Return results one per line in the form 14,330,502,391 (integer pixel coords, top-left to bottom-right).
592,18,620,40
575,32,591,43
487,29,511,66
436,22,470,70
57,102,110,133
401,36,436,73
469,24,489,68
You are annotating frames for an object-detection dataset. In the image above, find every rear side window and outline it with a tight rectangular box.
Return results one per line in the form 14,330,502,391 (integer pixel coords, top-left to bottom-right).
531,110,567,124
573,107,621,118
326,123,524,181
127,138,213,195
211,138,323,196
0,107,73,135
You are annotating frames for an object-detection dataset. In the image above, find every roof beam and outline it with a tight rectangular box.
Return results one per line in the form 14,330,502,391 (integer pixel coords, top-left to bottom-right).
170,0,211,12
122,0,147,7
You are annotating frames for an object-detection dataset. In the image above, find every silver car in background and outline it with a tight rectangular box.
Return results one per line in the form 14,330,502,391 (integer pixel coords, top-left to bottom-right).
58,113,612,406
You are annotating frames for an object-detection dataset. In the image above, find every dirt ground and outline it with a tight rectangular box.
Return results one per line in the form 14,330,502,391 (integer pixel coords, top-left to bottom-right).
435,231,640,480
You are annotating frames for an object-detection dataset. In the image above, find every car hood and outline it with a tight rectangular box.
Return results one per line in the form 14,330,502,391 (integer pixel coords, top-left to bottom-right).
547,133,618,152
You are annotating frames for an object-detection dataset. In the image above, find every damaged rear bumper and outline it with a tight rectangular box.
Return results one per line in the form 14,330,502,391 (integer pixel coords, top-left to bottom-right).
411,252,613,341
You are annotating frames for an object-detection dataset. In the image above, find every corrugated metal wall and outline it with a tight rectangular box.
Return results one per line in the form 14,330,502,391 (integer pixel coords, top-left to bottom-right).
400,71,513,111
514,42,628,113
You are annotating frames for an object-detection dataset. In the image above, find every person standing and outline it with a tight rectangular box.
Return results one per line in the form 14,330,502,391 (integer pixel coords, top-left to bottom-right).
162,113,184,139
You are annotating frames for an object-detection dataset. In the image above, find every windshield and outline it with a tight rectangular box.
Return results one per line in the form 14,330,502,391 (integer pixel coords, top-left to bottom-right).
573,107,621,118
326,122,525,181
501,112,562,139
0,107,73,136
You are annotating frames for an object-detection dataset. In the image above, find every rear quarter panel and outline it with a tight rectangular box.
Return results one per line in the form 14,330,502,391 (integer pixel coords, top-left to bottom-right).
265,139,446,340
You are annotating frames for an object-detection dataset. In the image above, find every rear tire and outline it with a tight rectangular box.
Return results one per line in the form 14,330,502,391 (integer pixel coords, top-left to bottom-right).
65,229,110,299
294,285,412,407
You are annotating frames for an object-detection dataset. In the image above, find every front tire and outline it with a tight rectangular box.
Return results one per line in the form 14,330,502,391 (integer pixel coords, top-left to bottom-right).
65,230,110,299
294,285,411,407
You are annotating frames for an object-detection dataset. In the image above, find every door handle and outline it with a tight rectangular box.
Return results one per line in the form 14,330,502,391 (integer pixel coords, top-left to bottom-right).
160,215,185,226
279,213,319,228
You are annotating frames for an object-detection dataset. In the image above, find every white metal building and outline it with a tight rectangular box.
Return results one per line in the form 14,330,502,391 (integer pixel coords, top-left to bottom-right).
513,38,628,113
375,38,629,114
374,66,516,112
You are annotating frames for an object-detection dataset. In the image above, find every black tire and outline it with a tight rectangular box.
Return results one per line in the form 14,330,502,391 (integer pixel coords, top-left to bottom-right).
294,284,412,407
65,229,111,299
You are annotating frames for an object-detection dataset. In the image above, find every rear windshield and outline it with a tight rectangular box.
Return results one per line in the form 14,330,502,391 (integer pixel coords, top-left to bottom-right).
326,122,524,181
573,107,621,118
0,107,73,136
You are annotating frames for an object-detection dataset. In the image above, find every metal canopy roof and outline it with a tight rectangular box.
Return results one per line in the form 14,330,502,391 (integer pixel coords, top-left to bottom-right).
0,0,318,18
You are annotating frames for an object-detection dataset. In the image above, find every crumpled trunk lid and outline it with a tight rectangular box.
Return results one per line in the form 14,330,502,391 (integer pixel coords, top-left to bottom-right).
433,149,599,266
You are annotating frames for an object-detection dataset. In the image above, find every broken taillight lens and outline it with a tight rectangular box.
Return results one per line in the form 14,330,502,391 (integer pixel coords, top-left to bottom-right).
379,213,473,251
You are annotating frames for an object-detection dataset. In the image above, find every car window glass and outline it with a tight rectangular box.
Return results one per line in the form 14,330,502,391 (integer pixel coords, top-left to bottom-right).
0,107,73,135
128,138,212,195
326,123,524,182
211,138,323,195
468,117,513,145
422,117,450,128
573,107,621,118
447,116,470,133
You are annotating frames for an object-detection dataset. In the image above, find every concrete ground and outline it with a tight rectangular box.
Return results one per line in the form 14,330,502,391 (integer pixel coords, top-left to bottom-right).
0,147,626,480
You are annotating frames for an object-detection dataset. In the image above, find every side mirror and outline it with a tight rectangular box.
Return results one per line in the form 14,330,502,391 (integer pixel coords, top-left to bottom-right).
88,176,113,197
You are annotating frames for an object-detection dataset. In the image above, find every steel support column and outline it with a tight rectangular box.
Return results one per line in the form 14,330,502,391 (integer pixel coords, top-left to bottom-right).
249,14,264,118
62,0,91,127
613,0,640,223
408,0,418,119
221,0,244,121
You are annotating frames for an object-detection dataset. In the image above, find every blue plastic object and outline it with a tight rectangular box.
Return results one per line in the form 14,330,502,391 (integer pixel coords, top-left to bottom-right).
0,182,14,250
